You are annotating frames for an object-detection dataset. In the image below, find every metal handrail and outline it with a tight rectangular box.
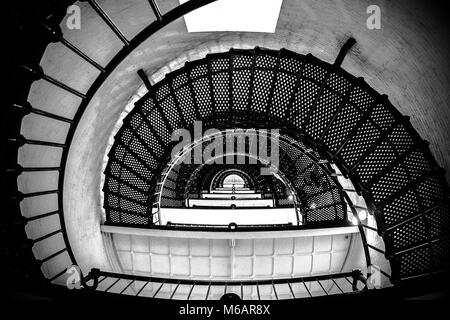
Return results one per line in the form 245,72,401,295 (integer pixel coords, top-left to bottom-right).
57,0,216,269
82,268,367,299
12,0,217,280
153,129,307,225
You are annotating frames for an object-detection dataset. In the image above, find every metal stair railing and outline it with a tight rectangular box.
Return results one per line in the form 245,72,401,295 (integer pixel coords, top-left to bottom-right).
82,268,367,300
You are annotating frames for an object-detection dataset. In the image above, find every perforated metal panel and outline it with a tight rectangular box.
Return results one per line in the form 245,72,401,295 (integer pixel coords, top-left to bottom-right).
103,48,450,281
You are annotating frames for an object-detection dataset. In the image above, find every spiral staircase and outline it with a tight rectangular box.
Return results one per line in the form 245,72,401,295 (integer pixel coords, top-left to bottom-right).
102,47,449,282
3,0,450,301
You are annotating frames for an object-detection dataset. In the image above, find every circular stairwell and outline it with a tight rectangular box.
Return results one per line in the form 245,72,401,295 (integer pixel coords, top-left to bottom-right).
5,0,450,299
103,47,450,283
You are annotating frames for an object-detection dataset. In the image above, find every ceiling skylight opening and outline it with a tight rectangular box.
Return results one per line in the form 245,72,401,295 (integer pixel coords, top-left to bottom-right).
180,0,283,33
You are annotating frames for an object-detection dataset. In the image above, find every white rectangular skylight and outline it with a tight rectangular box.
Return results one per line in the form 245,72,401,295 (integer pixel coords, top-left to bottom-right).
180,0,283,33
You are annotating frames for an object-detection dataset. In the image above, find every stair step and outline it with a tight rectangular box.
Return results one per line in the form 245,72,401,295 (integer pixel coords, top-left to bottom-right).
201,193,262,199
189,199,274,208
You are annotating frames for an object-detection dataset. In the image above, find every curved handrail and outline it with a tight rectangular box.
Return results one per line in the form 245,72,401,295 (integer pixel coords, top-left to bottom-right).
58,0,217,268
13,0,217,279
154,129,310,225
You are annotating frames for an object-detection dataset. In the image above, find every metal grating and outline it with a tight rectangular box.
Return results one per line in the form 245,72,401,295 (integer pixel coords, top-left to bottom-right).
103,48,450,281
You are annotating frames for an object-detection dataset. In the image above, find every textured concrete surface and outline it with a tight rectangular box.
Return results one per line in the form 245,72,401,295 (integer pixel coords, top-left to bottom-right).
18,0,450,276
